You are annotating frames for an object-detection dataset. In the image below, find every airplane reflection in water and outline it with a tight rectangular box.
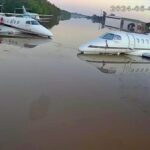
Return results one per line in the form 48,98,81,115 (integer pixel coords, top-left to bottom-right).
78,54,150,75
0,37,51,48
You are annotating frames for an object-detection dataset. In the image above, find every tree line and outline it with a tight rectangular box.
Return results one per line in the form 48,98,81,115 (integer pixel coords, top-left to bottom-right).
0,0,71,18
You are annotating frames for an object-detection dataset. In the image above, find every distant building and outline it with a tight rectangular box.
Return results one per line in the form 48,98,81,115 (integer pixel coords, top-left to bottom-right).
105,16,147,34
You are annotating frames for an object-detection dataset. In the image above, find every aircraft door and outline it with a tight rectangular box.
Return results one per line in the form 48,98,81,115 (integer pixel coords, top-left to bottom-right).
25,21,31,31
127,34,135,50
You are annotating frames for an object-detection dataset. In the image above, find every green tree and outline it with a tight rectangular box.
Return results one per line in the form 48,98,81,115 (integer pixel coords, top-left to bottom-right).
0,0,70,18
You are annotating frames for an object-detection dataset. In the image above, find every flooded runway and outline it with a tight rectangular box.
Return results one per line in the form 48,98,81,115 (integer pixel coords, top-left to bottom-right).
0,18,150,150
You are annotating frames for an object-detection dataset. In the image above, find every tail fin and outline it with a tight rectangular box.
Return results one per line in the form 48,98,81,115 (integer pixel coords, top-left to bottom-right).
22,6,27,14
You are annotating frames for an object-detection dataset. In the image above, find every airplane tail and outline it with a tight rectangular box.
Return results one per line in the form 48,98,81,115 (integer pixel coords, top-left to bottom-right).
22,6,27,14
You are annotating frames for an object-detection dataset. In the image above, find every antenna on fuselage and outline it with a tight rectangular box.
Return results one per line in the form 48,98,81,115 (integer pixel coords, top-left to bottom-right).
0,4,4,13
98,10,103,30
98,10,106,30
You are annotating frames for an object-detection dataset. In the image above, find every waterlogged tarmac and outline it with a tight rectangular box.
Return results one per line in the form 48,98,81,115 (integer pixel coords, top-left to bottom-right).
0,18,150,150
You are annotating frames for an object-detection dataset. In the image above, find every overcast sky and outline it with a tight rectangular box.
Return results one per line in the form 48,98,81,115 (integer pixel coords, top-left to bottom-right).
49,0,150,21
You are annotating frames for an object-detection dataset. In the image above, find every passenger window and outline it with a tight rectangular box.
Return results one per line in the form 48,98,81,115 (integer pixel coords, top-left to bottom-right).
17,21,19,24
136,38,140,43
146,39,149,44
113,35,121,40
103,33,114,40
141,39,144,44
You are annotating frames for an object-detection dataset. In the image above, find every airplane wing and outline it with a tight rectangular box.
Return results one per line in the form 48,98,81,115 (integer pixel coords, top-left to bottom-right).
39,14,53,17
5,13,24,17
5,13,53,18
39,15,53,22
4,12,53,23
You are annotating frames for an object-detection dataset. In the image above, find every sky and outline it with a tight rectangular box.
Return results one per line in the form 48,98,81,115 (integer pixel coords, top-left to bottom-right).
49,0,150,21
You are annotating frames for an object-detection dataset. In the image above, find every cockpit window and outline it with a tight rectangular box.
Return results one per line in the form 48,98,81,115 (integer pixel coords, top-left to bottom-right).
102,33,114,40
31,21,39,25
102,33,121,40
26,21,31,24
113,35,121,40
26,20,39,25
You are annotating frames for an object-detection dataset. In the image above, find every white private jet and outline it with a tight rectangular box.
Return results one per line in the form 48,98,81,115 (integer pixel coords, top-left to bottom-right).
0,14,53,38
79,30,150,58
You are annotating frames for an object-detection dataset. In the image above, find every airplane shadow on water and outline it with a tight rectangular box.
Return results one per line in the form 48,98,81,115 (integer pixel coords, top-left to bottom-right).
77,54,150,75
0,36,51,49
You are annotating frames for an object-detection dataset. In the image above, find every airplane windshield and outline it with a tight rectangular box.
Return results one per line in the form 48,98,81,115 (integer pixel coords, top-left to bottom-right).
114,35,121,40
102,33,114,40
26,21,31,24
26,20,39,25
102,33,121,40
31,21,39,25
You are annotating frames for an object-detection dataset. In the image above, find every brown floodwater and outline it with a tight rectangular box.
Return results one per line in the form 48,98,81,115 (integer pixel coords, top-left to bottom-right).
0,18,150,150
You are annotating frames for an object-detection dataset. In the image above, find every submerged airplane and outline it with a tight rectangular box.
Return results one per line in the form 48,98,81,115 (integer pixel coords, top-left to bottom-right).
0,15,53,38
79,30,150,58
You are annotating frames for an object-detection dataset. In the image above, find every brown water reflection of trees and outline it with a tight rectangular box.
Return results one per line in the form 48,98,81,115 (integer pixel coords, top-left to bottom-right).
42,15,71,29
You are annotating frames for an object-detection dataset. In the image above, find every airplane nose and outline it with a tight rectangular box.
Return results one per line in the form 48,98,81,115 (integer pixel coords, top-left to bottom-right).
38,25,53,38
79,44,87,53
43,28,53,38
47,31,53,38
